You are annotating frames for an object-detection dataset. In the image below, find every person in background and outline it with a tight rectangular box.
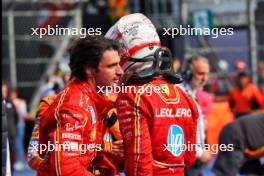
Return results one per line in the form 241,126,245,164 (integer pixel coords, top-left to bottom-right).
213,112,264,176
10,88,28,170
234,59,247,74
2,81,18,173
227,59,247,91
181,56,212,176
229,71,264,118
2,100,12,176
40,74,64,98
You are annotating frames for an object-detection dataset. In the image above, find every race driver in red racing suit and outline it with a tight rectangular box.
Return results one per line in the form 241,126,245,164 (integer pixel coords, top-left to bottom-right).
105,13,199,176
117,78,199,176
39,79,114,176
39,35,123,176
29,94,123,176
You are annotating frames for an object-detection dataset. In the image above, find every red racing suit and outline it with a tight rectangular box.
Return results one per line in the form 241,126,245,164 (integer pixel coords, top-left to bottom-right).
117,78,199,176
39,78,114,176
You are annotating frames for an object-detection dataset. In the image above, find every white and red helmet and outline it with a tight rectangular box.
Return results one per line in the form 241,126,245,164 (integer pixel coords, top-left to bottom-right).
105,13,161,83
105,13,160,58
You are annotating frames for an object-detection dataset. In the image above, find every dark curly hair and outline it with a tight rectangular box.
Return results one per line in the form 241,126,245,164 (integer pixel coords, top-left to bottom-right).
68,35,120,80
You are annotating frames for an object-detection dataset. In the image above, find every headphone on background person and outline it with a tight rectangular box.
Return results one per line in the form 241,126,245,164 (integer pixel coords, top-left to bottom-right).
182,56,198,82
182,55,209,82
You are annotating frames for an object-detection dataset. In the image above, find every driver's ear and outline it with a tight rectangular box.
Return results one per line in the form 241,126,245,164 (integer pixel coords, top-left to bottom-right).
84,65,95,78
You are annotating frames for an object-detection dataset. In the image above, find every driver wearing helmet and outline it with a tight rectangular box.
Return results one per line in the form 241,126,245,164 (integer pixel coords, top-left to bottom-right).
105,13,199,176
